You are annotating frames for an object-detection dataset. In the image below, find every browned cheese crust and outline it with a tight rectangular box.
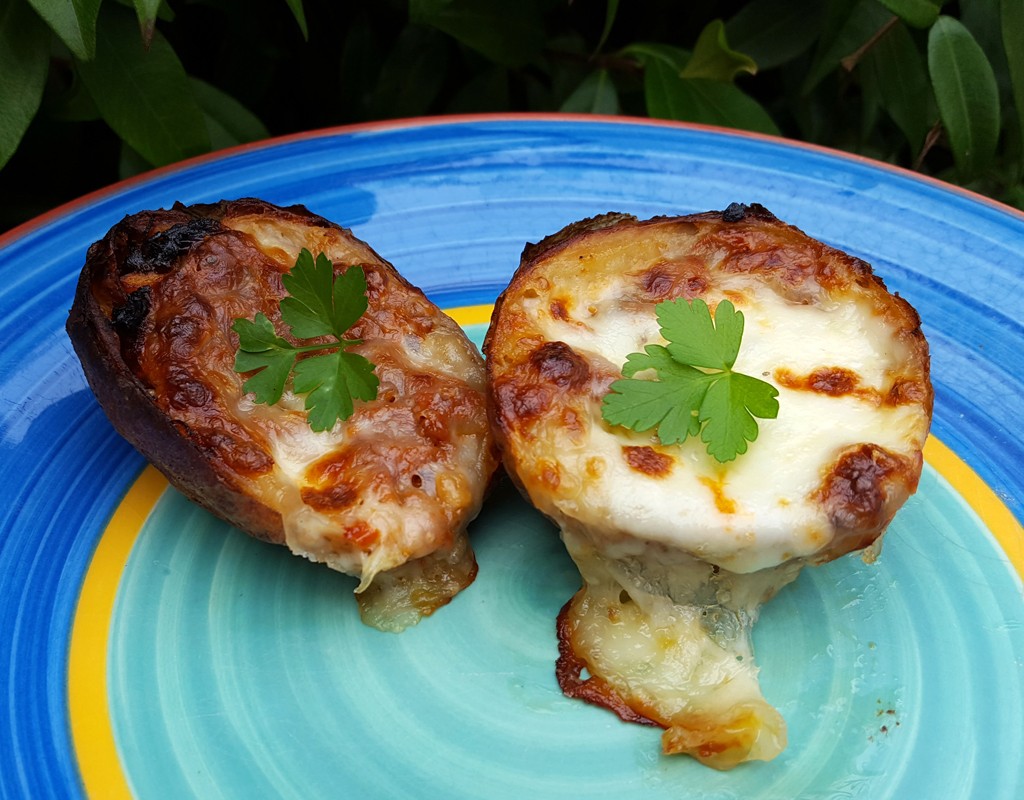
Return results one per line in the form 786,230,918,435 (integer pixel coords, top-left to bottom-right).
67,198,498,630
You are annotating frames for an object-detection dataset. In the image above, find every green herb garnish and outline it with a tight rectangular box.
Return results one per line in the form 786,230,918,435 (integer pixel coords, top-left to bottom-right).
601,297,779,462
232,248,378,432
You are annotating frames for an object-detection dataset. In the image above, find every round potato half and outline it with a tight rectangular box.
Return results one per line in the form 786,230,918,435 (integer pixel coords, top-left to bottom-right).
68,198,499,631
484,204,932,767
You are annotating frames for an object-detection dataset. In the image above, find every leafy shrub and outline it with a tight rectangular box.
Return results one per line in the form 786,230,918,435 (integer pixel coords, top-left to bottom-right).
2,0,1021,232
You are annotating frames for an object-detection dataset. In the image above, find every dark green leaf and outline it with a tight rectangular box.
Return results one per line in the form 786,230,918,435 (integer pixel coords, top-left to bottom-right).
369,24,450,119
338,10,385,121
233,252,377,429
681,19,757,82
293,351,379,432
279,253,369,341
233,314,298,406
280,250,337,339
876,0,939,28
602,297,778,461
621,41,689,71
661,298,741,370
928,15,1001,178
644,64,780,135
726,0,824,71
861,21,935,152
560,69,620,114
802,0,894,94
410,0,543,68
620,344,677,378
190,78,270,151
602,371,709,445
282,0,307,40
117,141,150,180
594,0,618,54
48,70,101,122
27,0,100,60
76,7,209,166
329,266,370,338
0,0,51,169
446,65,510,113
698,376,762,462
131,0,161,44
1004,0,1024,173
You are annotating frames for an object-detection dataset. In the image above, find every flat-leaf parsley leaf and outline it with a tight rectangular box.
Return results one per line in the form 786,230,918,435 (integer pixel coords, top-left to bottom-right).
232,249,379,432
601,298,779,462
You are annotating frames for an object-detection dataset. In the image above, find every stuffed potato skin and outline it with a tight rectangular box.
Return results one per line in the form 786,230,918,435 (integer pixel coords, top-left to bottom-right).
484,204,932,767
68,199,498,630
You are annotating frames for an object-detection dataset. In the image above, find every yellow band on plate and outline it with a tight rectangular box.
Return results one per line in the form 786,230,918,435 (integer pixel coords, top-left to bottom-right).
922,436,1024,573
68,464,166,799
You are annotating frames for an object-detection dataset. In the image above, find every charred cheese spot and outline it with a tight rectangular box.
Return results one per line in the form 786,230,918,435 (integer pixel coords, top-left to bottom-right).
817,444,918,558
493,378,555,431
636,259,710,301
300,481,359,512
887,377,929,406
529,341,591,390
68,199,498,632
485,207,932,768
550,297,571,321
193,428,274,477
623,446,673,477
775,366,861,396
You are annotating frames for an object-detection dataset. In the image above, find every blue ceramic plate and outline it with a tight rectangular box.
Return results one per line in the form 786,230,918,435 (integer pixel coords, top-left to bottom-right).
1,115,1022,799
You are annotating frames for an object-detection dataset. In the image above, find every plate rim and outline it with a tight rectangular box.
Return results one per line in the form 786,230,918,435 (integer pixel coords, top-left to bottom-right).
3,112,1024,253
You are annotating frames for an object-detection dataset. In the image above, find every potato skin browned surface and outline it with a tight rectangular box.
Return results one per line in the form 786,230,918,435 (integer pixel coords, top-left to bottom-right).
67,199,498,629
69,204,287,543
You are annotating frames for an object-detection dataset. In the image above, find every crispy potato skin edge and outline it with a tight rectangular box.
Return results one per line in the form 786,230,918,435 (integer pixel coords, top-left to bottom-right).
63,200,353,546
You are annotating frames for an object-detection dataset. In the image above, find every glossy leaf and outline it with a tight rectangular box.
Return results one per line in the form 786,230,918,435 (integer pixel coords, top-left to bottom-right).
76,8,209,167
368,25,449,119
876,0,940,28
861,20,934,152
27,0,101,60
621,41,689,71
681,19,756,82
802,0,894,94
410,0,543,68
928,15,1000,177
1004,0,1024,171
594,0,618,53
190,78,269,151
282,0,307,40
131,0,161,44
725,0,824,71
446,66,510,113
560,69,619,114
644,58,779,135
0,0,51,169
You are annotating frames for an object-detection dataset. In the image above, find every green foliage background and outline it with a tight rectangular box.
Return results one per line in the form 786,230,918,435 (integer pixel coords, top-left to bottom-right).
2,0,1022,234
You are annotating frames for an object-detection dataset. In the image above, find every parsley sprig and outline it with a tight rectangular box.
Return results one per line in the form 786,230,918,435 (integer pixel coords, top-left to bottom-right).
601,298,779,462
232,249,379,432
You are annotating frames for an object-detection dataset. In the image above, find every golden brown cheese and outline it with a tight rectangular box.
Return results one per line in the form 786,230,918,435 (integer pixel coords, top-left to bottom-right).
484,204,932,767
67,198,499,631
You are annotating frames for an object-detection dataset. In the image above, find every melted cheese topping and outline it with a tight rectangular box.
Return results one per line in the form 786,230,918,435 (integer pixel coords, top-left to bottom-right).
485,208,932,766
527,283,926,573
